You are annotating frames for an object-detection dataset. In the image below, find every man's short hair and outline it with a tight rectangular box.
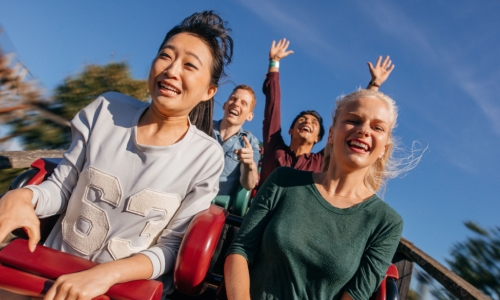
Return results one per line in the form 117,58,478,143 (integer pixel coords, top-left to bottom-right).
231,84,256,110
289,110,325,143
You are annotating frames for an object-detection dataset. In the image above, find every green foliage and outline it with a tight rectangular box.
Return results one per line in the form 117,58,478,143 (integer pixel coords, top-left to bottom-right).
446,221,500,299
56,63,149,120
20,120,71,150
0,168,26,195
13,62,149,149
407,289,420,300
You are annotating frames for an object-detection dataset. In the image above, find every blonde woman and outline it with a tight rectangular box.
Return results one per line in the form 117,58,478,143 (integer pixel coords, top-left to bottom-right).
225,88,405,300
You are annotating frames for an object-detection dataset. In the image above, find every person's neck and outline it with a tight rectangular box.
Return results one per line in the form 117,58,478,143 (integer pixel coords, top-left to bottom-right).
219,119,242,142
290,138,314,156
137,106,190,146
319,165,371,199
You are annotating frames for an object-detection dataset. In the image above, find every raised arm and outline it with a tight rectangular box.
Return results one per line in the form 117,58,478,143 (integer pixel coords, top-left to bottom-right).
262,39,294,146
366,56,395,91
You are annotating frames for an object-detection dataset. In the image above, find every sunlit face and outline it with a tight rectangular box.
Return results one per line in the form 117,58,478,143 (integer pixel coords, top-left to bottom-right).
289,114,320,144
222,89,254,126
148,32,217,117
329,97,392,171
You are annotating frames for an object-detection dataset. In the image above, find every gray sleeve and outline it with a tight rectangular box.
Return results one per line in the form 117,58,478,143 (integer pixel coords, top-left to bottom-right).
25,98,100,218
140,144,224,279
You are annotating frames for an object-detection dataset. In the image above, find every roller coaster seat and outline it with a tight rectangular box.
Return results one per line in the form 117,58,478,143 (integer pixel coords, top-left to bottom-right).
212,186,251,218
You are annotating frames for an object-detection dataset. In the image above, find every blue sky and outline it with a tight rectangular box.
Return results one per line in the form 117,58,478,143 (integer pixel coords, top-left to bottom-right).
1,1,499,267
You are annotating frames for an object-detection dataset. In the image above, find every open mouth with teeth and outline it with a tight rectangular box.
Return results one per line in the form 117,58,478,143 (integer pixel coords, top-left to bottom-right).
158,82,181,95
299,126,312,133
347,139,371,152
228,108,240,117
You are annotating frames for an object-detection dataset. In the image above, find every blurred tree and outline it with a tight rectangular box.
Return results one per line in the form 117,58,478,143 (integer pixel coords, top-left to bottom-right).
1,46,45,193
11,62,149,149
407,289,420,300
1,50,149,193
445,221,500,299
0,47,45,133
0,169,26,195
56,63,149,120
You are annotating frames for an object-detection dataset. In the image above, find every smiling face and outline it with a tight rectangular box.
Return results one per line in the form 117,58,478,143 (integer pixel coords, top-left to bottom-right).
148,32,217,117
222,88,254,126
289,114,321,144
330,96,392,172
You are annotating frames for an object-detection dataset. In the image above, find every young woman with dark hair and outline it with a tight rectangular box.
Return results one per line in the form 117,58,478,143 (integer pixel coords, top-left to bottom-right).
0,11,232,300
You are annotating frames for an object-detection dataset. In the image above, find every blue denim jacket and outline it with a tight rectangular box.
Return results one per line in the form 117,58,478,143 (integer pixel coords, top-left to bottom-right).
212,120,260,196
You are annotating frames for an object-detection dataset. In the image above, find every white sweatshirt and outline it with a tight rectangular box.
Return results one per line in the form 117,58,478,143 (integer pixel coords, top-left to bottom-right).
26,92,223,294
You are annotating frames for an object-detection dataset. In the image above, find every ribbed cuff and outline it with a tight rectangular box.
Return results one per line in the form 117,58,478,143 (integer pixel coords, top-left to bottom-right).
140,247,175,280
25,185,40,208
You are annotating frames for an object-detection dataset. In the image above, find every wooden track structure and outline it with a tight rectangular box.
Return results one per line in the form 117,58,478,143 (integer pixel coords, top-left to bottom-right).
0,150,492,300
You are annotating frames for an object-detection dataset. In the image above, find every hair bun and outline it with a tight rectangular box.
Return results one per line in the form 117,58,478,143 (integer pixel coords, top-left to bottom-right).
181,11,233,67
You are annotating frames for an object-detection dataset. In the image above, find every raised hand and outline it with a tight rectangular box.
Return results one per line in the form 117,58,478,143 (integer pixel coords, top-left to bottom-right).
235,136,255,167
367,56,395,88
269,38,294,61
0,188,40,252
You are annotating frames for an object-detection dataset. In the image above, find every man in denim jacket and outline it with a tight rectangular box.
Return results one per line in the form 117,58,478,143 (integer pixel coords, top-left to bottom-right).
212,85,260,196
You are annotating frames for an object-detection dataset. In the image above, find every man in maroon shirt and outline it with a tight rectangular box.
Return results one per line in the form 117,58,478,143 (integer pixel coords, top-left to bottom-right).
259,38,394,186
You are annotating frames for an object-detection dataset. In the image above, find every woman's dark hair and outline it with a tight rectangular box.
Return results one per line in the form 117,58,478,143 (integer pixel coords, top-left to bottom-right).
158,11,233,135
289,110,325,143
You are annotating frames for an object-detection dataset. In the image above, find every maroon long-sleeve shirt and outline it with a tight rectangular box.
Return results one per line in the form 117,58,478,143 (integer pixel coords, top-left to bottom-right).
259,72,324,187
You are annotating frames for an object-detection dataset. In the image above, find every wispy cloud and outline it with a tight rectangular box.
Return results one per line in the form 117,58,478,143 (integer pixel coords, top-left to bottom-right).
454,69,500,136
235,0,340,64
357,1,500,138
357,3,436,61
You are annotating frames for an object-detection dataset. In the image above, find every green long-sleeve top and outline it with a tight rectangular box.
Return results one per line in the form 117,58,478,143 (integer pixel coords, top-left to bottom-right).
227,167,403,300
